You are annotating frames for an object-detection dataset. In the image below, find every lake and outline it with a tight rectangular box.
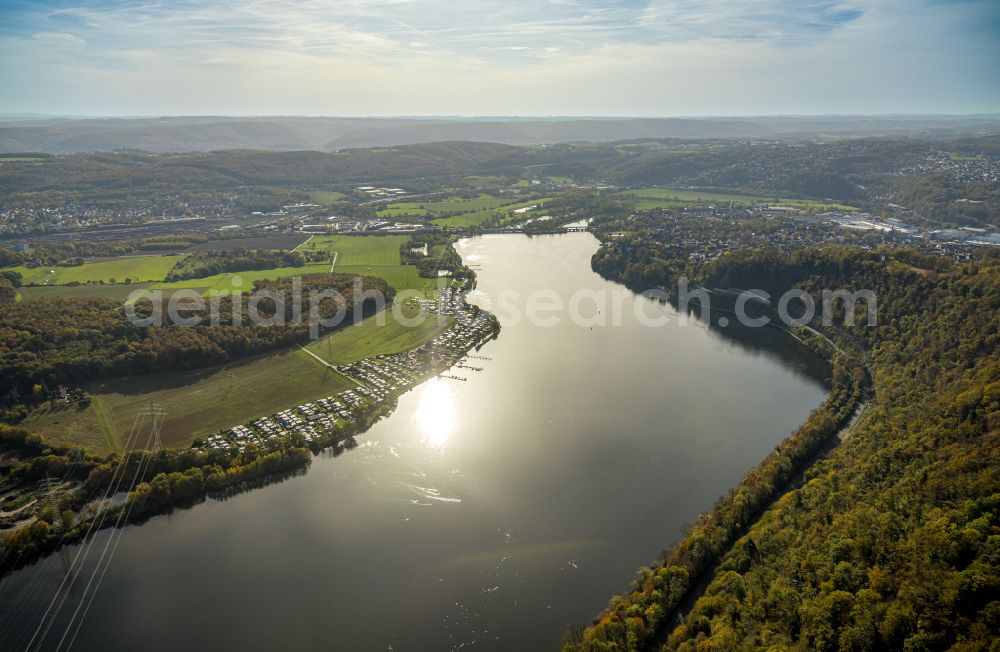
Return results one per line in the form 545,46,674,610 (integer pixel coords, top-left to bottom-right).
0,233,829,651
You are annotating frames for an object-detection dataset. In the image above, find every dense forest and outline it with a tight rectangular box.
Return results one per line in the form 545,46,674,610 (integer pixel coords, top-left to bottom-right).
0,273,392,419
163,248,311,281
566,245,999,651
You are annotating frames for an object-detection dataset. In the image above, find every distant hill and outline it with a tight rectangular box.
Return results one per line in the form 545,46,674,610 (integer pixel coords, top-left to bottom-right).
1,115,999,154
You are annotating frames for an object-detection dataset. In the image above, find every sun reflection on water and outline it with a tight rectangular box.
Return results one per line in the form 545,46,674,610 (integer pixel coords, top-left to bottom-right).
414,378,455,447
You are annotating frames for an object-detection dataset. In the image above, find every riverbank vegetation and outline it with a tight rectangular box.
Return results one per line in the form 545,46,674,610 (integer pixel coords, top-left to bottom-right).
0,420,314,574
399,233,471,279
566,242,999,651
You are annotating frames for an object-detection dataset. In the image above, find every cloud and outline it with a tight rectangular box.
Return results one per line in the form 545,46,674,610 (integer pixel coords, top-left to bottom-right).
0,0,996,115
31,31,88,47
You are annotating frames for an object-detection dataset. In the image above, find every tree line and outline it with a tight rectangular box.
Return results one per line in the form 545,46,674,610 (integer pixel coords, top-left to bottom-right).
0,273,392,420
163,248,313,281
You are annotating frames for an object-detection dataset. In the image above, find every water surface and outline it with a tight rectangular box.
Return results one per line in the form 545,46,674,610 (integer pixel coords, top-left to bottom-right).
0,234,829,651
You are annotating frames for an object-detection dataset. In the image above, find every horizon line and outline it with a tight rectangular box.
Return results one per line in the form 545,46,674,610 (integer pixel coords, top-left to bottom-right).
3,112,1000,121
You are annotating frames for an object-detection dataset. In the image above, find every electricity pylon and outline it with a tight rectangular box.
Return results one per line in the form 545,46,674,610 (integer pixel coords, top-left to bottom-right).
139,402,167,452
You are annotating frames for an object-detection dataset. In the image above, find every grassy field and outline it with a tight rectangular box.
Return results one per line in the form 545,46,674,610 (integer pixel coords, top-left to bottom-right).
617,188,858,212
378,194,505,219
302,234,409,265
152,262,331,295
17,282,154,302
9,255,182,286
309,190,348,206
373,193,558,227
418,194,506,214
0,235,430,299
433,197,555,227
0,157,44,165
23,348,354,451
334,264,441,295
5,235,413,296
24,304,450,452
463,175,508,187
305,303,453,364
377,204,431,217
150,263,436,297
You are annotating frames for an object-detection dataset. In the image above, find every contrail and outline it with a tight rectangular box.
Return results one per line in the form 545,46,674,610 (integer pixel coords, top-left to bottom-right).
391,18,448,45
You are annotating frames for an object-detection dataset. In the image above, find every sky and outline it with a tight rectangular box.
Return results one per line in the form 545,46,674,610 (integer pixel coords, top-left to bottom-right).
0,0,998,117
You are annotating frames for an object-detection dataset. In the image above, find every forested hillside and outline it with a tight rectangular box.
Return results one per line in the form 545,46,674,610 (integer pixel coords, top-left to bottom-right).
4,115,997,154
568,247,999,651
2,137,997,227
0,273,391,420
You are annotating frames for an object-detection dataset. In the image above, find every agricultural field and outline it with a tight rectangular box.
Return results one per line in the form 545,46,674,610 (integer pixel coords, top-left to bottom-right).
375,193,558,227
377,194,504,220
17,282,153,302
432,197,555,227
151,262,331,295
333,264,441,296
8,254,182,285
617,187,859,211
6,234,428,299
302,234,410,265
23,304,450,452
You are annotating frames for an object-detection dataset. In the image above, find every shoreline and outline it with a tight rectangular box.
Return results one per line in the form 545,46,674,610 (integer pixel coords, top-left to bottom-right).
0,268,501,578
567,261,868,652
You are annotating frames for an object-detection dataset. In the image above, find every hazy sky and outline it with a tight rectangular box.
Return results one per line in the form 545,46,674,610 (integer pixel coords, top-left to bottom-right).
1,0,998,116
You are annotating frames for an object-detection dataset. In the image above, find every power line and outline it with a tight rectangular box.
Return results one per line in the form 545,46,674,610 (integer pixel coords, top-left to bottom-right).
24,406,148,651
140,402,166,452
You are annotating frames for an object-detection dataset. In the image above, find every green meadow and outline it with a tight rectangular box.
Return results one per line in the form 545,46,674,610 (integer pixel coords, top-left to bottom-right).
304,303,453,365
10,255,182,286
6,234,435,299
308,190,348,206
431,197,554,227
374,193,556,227
376,204,431,217
17,282,154,302
23,346,355,452
302,234,410,265
24,302,450,453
